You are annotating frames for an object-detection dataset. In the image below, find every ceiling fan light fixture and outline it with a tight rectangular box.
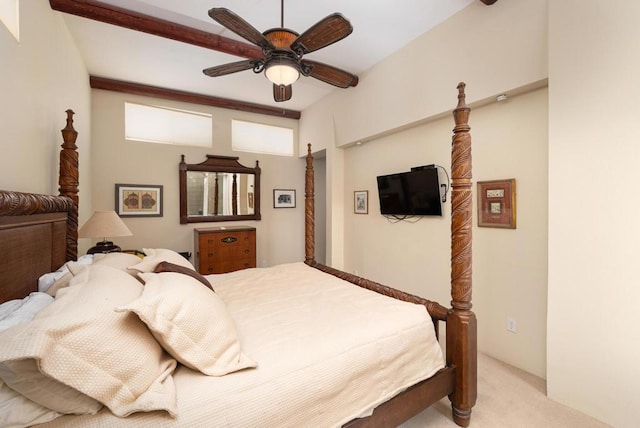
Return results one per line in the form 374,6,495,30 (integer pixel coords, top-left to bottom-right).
265,57,300,86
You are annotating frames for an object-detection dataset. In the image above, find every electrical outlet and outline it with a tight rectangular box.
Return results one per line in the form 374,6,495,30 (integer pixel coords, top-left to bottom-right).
507,317,517,333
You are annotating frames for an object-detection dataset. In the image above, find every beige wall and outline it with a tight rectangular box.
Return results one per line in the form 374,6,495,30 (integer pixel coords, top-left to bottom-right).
0,2,91,226
301,0,550,377
300,0,548,272
90,90,305,266
299,0,548,152
304,0,640,425
343,88,549,378
547,1,640,426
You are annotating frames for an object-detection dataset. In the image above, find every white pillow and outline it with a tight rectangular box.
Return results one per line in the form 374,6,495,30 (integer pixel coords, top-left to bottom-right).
0,292,53,330
0,294,63,426
37,254,93,293
0,380,60,427
45,273,73,298
0,264,178,417
129,248,195,273
47,253,145,297
117,272,257,376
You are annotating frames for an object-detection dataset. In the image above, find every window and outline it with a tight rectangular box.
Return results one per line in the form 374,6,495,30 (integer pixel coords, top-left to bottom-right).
232,120,294,156
0,0,19,41
125,102,212,147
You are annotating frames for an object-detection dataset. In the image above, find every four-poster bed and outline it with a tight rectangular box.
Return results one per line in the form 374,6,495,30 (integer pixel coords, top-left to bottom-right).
0,84,476,427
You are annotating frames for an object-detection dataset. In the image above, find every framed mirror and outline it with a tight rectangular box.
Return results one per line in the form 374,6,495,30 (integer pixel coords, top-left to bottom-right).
180,154,261,224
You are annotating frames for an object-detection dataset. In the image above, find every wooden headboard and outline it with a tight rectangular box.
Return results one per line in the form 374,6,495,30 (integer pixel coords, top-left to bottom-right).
0,110,79,303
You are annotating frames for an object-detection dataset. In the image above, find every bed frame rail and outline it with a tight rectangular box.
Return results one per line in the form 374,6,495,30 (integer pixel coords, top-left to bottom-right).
305,260,449,322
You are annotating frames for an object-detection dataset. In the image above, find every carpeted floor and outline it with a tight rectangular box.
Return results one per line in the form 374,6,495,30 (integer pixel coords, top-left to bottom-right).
400,353,610,428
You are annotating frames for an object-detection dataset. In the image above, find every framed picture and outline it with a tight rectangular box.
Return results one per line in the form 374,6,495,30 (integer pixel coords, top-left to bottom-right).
477,179,516,228
115,184,163,217
354,190,368,214
273,189,296,208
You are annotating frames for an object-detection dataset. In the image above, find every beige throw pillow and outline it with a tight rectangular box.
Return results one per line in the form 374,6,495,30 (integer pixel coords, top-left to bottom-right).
0,265,178,417
129,248,195,273
92,252,143,275
117,272,257,376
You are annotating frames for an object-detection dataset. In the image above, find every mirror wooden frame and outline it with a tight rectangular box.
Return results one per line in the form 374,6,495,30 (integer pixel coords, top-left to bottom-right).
179,154,261,224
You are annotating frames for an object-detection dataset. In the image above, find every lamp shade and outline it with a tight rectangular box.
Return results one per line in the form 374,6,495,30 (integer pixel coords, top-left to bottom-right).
264,57,300,86
79,211,132,239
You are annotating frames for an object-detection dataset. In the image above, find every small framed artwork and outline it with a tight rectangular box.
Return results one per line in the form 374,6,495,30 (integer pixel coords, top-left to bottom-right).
273,189,296,208
354,190,368,214
115,184,163,217
477,179,516,228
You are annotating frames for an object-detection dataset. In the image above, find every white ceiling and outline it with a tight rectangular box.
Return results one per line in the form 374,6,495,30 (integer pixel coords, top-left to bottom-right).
61,0,475,111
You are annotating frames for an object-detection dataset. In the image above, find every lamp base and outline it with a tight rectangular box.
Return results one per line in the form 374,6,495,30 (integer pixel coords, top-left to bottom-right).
86,241,122,255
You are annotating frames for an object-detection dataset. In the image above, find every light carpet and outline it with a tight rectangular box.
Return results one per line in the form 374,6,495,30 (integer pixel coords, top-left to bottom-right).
400,352,610,428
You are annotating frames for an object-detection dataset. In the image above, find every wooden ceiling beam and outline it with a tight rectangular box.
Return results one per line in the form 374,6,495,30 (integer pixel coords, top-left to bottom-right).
90,76,301,120
52,1,299,119
49,0,263,59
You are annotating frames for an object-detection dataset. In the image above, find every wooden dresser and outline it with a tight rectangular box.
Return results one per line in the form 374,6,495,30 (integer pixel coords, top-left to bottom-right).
194,226,256,274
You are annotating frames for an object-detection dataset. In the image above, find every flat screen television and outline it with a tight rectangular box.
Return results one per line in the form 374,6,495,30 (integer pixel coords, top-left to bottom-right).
376,167,442,216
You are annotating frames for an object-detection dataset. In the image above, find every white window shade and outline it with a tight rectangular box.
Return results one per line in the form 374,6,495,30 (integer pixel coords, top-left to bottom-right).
232,120,294,156
0,0,19,41
125,102,212,147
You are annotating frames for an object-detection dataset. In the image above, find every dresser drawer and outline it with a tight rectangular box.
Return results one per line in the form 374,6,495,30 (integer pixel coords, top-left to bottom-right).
199,230,253,250
200,258,256,274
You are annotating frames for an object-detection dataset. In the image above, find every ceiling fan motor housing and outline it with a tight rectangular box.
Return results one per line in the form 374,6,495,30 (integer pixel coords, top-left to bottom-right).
263,28,299,52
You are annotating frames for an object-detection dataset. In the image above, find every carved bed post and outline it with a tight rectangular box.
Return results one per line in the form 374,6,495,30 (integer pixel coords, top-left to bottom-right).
305,144,315,264
232,173,238,215
447,83,477,427
214,174,219,215
58,109,79,261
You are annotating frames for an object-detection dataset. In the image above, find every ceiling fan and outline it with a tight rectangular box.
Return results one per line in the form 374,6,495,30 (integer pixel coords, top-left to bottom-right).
203,1,359,102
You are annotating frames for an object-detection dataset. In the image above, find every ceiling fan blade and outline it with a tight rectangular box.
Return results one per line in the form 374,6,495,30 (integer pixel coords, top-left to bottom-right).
290,13,353,55
301,59,358,88
273,84,292,102
208,8,274,51
203,59,261,77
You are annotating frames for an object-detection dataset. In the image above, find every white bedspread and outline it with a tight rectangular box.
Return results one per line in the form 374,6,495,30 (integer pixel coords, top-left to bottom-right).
40,262,444,427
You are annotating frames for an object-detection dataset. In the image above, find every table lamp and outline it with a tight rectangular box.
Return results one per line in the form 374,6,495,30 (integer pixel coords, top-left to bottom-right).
79,210,133,254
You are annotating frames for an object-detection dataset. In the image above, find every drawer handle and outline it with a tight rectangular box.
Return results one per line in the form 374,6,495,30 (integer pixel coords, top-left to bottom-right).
244,249,250,254
221,236,237,244
208,253,213,257
208,239,213,244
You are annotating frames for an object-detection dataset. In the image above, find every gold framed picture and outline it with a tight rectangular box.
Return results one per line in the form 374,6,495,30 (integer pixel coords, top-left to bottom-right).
477,179,516,228
115,184,163,217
